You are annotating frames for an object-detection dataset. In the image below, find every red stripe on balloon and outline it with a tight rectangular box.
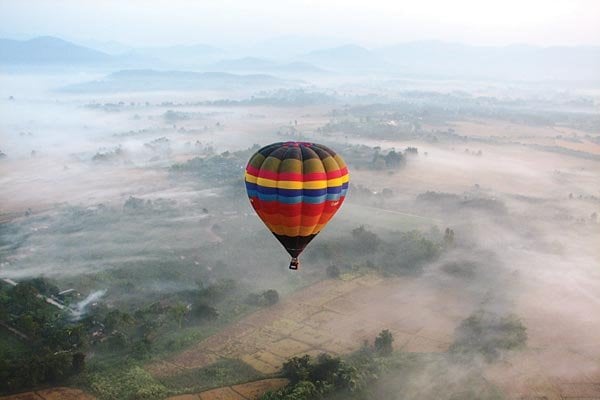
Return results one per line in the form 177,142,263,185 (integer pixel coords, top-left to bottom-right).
246,165,347,181
249,197,346,218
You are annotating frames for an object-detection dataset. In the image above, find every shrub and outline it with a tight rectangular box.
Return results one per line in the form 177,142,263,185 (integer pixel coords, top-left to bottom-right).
374,329,394,356
263,289,279,306
450,311,527,362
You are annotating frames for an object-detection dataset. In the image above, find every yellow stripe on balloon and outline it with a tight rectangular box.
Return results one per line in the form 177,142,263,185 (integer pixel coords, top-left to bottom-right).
326,177,345,186
255,177,328,190
246,172,348,188
245,172,258,183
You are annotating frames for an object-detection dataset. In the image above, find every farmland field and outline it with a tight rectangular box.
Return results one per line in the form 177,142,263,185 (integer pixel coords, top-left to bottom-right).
147,273,472,376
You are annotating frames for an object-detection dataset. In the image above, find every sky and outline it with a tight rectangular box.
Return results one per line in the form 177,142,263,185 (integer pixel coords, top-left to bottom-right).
1,0,599,48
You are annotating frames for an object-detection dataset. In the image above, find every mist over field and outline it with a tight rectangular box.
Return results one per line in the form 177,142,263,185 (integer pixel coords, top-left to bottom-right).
1,2,599,400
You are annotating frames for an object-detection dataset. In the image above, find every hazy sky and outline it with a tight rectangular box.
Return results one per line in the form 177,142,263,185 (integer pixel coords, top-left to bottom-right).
1,0,599,47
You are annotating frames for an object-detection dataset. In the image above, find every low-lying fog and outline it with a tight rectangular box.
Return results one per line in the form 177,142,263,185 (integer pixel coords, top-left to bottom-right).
1,65,599,400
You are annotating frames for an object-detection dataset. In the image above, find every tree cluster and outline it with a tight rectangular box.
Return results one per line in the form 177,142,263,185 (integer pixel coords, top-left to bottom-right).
308,226,442,276
450,311,527,362
246,289,280,306
262,330,395,400
0,279,87,392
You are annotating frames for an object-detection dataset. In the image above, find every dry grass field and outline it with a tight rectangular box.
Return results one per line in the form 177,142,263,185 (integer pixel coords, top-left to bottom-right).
147,272,473,377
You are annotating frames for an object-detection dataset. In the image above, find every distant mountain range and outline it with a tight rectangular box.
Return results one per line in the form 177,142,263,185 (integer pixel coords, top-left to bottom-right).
294,41,600,80
373,41,600,80
2,35,599,81
60,69,294,92
208,57,328,74
0,36,112,64
299,44,385,71
0,36,222,67
133,44,225,66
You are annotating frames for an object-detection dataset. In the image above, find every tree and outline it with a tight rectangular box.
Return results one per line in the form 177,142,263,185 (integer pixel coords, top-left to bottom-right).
384,150,404,168
26,277,59,297
169,302,189,328
17,314,39,338
450,311,527,362
10,282,45,314
196,279,236,304
104,310,130,331
374,329,394,356
282,355,312,383
263,289,279,306
192,302,218,320
72,352,86,373
372,156,387,170
310,353,342,383
444,227,455,246
262,381,317,400
123,196,146,212
351,226,380,254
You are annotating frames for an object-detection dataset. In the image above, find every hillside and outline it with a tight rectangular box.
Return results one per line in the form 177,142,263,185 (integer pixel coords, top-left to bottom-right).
60,69,295,92
0,36,112,64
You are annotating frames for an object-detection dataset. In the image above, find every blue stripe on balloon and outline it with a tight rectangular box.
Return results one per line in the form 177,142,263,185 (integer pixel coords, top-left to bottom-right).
246,181,348,204
249,192,328,204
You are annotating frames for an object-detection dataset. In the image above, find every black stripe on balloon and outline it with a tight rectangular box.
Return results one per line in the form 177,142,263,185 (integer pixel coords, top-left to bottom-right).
272,233,318,258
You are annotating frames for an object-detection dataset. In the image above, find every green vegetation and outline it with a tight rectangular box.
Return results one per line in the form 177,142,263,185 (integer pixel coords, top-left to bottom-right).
262,330,393,400
262,329,504,400
169,145,259,185
442,260,478,279
247,289,280,306
417,191,507,214
0,279,87,392
308,226,442,276
157,359,262,394
79,358,262,400
335,144,411,171
336,203,434,232
83,365,168,400
262,352,377,400
374,329,394,356
80,278,254,360
170,153,243,184
92,146,125,163
450,311,527,362
0,161,324,395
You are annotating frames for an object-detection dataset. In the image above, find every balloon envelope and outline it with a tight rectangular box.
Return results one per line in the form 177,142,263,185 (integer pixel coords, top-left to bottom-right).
245,142,349,265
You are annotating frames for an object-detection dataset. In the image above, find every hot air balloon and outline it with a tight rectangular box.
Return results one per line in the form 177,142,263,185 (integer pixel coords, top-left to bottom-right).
245,141,349,270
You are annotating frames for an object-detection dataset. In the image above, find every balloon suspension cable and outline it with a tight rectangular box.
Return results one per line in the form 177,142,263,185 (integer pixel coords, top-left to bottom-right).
289,257,299,270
